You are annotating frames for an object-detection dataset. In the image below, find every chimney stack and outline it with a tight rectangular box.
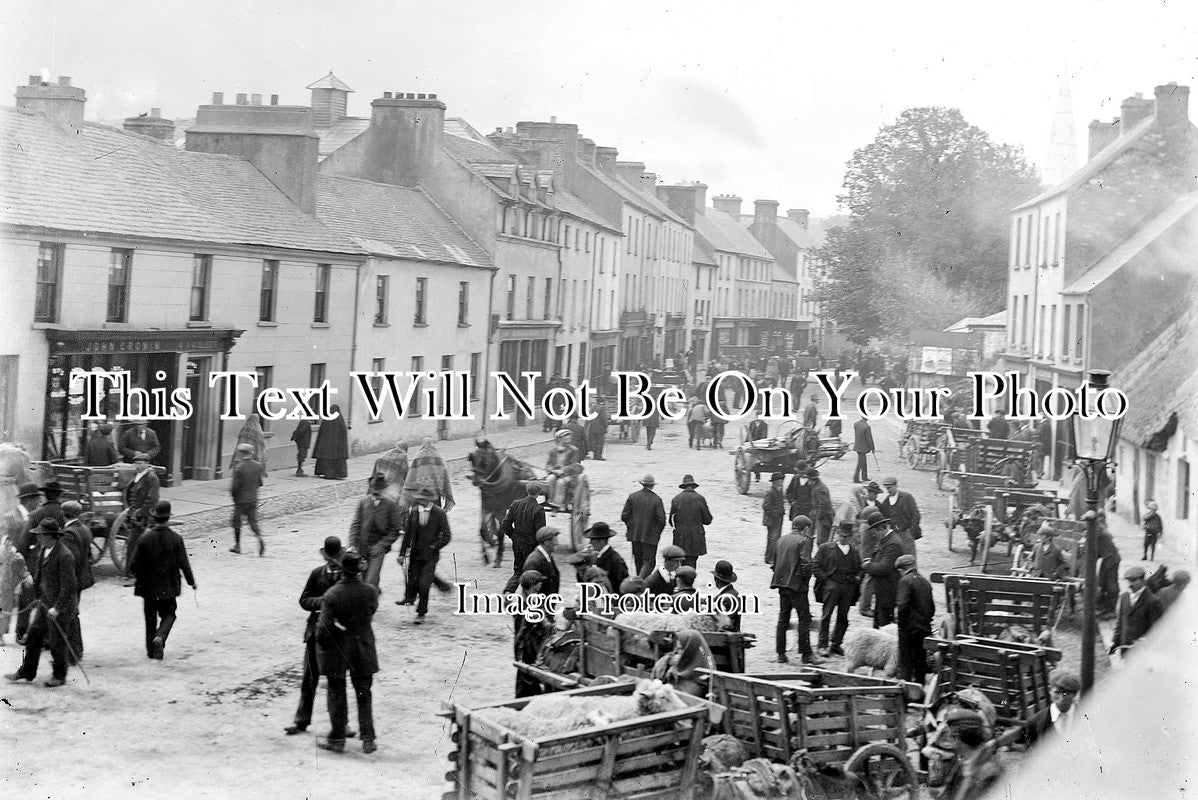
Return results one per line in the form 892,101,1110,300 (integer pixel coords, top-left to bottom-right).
1154,82,1192,154
656,182,708,225
14,74,87,132
1087,118,1121,160
123,108,175,142
363,91,446,188
1120,92,1154,134
512,121,580,183
185,96,319,213
576,137,596,167
616,160,647,186
787,208,810,229
595,146,619,176
753,199,779,226
711,194,742,219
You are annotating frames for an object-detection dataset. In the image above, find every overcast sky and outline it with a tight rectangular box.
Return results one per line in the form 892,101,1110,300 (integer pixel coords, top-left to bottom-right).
4,0,1195,216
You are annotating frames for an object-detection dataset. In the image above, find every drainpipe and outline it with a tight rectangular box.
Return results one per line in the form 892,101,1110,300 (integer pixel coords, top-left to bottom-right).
346,259,363,447
481,266,497,434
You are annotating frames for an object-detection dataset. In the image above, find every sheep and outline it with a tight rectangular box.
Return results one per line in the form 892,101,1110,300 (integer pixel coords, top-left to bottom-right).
842,624,898,677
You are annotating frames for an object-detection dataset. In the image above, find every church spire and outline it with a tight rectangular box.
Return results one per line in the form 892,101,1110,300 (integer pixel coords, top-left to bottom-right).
1044,69,1078,186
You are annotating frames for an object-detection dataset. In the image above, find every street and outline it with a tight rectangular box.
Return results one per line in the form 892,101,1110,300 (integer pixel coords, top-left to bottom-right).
3,401,1091,800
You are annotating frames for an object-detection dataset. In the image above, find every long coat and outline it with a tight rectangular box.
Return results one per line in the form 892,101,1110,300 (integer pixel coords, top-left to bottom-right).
229,458,264,504
522,547,561,597
125,469,161,525
349,496,402,556
31,540,78,619
877,491,921,539
621,488,666,545
62,518,95,592
669,490,713,558
1113,589,1163,649
862,532,905,607
853,420,875,454
299,564,340,643
595,547,629,592
119,427,161,461
399,504,451,561
130,523,195,600
317,576,380,676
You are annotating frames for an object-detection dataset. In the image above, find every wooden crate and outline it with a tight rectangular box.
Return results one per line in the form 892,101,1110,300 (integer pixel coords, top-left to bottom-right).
703,669,907,768
939,573,1075,638
970,438,1039,485
991,489,1064,527
924,636,1061,730
578,614,754,682
443,682,722,800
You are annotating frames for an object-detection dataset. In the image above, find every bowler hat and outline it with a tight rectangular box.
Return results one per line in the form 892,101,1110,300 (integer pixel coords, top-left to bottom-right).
865,511,888,530
340,553,363,575
770,472,785,481
36,519,63,537
837,521,855,534
805,468,819,479
41,481,63,497
712,560,738,584
16,482,40,499
1124,566,1147,580
320,536,343,560
369,475,389,491
639,474,656,486
151,500,172,520
535,526,561,544
662,545,687,561
586,522,614,540
679,474,699,489
865,481,881,494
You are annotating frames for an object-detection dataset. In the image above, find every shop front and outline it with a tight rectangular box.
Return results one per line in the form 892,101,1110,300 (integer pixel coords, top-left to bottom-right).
43,328,242,485
619,310,654,370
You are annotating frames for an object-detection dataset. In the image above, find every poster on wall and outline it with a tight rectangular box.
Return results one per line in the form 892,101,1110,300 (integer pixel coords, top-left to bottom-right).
920,346,953,375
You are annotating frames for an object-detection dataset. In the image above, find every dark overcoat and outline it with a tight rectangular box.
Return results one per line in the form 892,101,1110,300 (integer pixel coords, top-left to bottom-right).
521,547,561,597
299,564,340,642
130,523,195,600
32,541,78,619
399,505,451,561
669,490,713,558
349,496,403,555
621,488,666,545
317,576,380,675
125,470,161,524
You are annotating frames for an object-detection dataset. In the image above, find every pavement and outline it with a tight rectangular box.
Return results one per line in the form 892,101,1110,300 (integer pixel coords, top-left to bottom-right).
160,424,555,533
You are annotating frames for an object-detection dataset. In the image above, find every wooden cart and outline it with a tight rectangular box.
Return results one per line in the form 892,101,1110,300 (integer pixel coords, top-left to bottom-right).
967,439,1040,488
32,461,164,571
703,668,917,798
440,682,723,800
922,635,1062,744
731,420,847,495
935,427,982,489
517,613,755,693
943,472,1014,562
931,572,1076,641
897,420,947,472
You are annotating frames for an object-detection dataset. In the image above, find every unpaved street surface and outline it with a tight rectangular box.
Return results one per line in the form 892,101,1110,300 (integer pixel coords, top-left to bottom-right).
4,405,1091,799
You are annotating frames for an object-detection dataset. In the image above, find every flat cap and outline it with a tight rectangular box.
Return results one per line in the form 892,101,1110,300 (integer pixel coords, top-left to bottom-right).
1049,669,1081,692
1124,566,1146,580
895,555,917,569
661,545,687,560
535,525,561,544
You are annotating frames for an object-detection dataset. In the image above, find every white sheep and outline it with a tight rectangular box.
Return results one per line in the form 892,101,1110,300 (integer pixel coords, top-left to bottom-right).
841,624,898,677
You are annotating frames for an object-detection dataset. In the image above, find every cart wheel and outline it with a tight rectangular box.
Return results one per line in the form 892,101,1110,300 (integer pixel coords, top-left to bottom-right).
108,510,134,574
569,476,590,552
843,742,917,799
733,452,751,495
88,524,109,566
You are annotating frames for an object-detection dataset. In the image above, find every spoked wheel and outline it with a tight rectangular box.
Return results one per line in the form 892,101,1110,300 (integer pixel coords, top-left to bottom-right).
108,510,135,574
734,451,752,495
569,476,591,552
87,519,108,565
843,742,918,800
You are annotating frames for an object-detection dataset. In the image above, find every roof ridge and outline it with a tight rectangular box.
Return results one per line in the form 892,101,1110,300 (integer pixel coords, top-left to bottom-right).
416,185,495,267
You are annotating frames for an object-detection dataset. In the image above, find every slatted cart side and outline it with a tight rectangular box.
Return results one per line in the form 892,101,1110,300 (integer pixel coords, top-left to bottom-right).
702,671,797,762
787,671,907,769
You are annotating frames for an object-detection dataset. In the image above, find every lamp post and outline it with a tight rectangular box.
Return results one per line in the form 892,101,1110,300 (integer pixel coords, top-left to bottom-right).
1070,369,1124,692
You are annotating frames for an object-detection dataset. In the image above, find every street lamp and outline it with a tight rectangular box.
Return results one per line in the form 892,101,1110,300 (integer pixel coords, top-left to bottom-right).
1070,369,1124,692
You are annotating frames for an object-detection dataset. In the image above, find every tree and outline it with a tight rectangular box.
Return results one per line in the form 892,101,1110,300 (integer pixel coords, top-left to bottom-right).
814,107,1041,342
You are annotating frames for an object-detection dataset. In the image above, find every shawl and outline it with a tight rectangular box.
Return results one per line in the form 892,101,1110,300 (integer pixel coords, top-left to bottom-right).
312,406,349,461
373,445,409,487
402,442,454,507
651,629,713,696
232,414,268,469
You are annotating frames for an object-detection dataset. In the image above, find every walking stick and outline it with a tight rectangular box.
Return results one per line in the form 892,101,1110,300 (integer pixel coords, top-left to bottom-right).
29,600,91,685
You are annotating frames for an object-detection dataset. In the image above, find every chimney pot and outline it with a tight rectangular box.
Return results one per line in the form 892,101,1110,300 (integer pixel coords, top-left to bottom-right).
405,93,415,100
250,93,262,106
236,93,248,106
58,76,71,87
212,91,224,105
270,94,279,105
417,93,426,100
550,115,556,124
28,75,40,86
787,208,810,228
1087,117,1121,159
506,127,513,134
150,107,161,118
383,92,392,99
429,93,437,99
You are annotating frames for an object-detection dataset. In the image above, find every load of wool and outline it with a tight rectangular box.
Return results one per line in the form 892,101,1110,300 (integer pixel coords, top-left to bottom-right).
615,612,721,632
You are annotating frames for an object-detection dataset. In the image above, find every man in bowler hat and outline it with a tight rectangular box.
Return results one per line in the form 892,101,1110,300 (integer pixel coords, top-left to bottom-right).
285,536,349,737
669,475,712,569
587,522,628,592
397,485,452,624
6,519,77,686
316,553,379,754
130,501,196,660
622,475,667,578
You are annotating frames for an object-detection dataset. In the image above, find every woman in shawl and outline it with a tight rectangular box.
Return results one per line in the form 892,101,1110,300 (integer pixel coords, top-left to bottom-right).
312,405,349,479
231,413,268,471
651,629,714,698
371,441,408,503
402,438,455,512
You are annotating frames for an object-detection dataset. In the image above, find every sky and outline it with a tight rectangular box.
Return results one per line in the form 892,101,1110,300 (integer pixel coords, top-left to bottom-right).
4,0,1196,216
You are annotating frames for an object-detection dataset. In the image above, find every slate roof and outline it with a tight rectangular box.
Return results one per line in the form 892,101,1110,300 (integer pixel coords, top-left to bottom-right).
442,119,518,165
317,117,369,159
0,106,362,255
307,72,354,92
945,310,1007,332
611,173,688,227
695,208,773,260
1063,191,1198,294
738,213,819,250
1114,298,1198,445
316,175,491,268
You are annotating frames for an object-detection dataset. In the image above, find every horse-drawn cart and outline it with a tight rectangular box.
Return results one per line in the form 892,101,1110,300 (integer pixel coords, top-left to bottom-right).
702,668,918,798
475,452,592,558
931,572,1075,642
897,421,947,473
32,461,164,571
731,420,847,495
